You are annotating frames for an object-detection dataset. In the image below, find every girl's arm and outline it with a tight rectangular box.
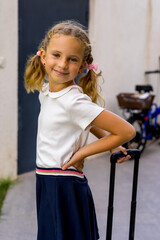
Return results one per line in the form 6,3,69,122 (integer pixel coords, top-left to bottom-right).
90,125,131,163
62,110,135,170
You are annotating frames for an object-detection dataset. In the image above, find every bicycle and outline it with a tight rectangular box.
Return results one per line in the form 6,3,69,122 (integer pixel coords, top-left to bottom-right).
117,84,160,153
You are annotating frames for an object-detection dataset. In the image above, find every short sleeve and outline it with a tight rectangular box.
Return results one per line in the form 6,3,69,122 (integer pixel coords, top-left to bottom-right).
67,92,104,130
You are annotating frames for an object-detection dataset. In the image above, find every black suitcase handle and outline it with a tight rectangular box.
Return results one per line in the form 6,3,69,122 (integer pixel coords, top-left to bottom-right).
110,149,140,163
106,149,140,240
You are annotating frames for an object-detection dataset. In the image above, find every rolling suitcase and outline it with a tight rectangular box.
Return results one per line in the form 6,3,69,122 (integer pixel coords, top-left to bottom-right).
106,149,140,240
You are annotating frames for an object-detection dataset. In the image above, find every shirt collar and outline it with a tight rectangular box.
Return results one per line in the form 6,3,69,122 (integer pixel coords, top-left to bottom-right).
41,83,83,98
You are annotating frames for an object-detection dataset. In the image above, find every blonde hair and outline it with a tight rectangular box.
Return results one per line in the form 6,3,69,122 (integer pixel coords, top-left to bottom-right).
25,20,104,104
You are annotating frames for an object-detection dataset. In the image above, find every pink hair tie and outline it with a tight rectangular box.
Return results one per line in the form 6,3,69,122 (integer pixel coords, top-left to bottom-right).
37,51,41,56
87,63,98,71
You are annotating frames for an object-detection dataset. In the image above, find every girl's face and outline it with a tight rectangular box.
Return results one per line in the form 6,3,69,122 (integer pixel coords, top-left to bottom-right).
41,34,86,92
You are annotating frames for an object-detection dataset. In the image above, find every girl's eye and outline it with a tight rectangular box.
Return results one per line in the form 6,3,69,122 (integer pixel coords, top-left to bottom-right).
69,58,78,62
53,53,60,58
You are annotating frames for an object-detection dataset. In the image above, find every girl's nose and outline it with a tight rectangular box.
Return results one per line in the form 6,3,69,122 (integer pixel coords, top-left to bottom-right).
58,58,68,69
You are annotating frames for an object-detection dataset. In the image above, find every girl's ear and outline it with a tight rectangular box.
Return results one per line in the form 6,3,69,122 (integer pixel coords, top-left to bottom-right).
40,50,46,65
79,62,87,74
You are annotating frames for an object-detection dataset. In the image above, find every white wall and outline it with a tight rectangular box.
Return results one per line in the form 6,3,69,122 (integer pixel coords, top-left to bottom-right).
0,0,18,179
89,0,160,113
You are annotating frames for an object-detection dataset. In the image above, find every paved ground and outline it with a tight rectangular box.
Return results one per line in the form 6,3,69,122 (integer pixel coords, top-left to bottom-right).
0,140,159,240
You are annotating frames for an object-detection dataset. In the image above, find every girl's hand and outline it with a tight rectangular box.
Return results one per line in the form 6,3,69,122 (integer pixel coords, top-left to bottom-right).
110,146,131,163
62,150,84,171
72,159,84,173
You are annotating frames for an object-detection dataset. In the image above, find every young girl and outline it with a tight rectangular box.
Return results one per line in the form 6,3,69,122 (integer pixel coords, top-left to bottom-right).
25,20,135,240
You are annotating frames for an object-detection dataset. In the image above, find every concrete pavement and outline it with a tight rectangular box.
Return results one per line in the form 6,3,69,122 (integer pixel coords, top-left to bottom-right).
0,140,160,240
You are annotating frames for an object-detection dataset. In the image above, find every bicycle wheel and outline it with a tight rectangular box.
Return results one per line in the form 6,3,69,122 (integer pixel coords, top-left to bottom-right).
125,117,147,153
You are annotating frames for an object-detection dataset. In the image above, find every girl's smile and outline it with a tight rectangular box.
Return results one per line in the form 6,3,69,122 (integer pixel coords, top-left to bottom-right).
41,35,86,92
53,69,69,76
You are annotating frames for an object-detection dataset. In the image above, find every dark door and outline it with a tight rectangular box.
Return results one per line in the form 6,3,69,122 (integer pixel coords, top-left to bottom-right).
18,0,89,174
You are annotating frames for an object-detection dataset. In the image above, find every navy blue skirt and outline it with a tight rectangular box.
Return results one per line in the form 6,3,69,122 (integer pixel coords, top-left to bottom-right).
36,167,99,240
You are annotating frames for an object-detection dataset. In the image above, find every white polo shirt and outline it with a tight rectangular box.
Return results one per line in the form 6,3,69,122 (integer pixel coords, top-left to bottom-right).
36,83,104,169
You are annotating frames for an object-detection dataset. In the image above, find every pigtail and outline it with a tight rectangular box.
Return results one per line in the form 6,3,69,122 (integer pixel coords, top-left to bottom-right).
78,69,102,103
24,54,46,93
78,54,105,105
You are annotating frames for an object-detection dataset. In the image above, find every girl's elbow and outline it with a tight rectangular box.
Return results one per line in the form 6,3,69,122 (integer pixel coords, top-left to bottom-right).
126,125,136,141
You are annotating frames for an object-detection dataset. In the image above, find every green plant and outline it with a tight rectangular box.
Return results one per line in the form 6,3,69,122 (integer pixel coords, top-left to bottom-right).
0,178,15,215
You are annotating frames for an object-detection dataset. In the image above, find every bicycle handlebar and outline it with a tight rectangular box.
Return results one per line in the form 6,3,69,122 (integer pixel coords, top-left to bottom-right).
145,70,160,75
